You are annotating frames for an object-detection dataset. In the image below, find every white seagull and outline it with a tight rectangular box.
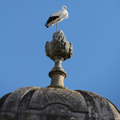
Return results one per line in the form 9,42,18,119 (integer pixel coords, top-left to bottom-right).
45,6,68,32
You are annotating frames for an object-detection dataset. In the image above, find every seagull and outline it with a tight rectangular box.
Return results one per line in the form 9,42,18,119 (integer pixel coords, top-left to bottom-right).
45,6,68,32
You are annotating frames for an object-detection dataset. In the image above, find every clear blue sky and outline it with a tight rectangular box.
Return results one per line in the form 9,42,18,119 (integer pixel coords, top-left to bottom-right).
0,1,120,110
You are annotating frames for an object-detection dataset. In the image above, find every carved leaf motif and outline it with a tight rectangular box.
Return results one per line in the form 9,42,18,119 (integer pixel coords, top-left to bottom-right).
45,30,73,61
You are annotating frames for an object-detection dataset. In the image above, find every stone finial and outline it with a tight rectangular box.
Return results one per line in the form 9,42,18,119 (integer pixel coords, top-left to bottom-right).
45,30,73,61
45,30,73,88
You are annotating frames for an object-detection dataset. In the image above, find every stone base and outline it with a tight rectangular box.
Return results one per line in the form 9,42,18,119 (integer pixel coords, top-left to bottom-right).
49,70,67,89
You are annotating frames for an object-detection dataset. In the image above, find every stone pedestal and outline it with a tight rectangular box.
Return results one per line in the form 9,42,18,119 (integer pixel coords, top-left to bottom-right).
49,56,67,88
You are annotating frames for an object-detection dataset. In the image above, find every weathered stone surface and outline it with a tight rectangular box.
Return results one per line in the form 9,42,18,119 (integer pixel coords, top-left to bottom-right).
0,87,120,120
1,87,31,112
76,90,99,120
0,87,39,120
49,72,66,88
107,99,120,120
76,90,120,120
26,114,87,120
45,30,73,61
87,91,114,119
29,88,87,112
48,56,67,88
18,88,38,113
0,93,11,111
45,31,72,88
0,112,17,120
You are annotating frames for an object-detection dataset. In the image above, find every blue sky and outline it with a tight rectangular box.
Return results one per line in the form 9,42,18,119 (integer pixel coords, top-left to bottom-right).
0,1,120,110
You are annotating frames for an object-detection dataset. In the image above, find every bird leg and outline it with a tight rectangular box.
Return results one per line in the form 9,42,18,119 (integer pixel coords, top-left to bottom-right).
56,22,58,32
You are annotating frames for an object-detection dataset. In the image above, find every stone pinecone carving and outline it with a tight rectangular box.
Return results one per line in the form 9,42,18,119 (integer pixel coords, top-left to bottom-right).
45,30,73,61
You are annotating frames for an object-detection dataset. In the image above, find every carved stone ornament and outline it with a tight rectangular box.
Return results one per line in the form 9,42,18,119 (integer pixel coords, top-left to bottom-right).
45,30,73,88
45,30,73,61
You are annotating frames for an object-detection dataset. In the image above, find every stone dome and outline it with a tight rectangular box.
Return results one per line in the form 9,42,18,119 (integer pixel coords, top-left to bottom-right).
0,87,120,120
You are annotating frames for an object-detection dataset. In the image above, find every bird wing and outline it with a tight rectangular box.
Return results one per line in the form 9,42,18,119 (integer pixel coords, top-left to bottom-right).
51,11,62,17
